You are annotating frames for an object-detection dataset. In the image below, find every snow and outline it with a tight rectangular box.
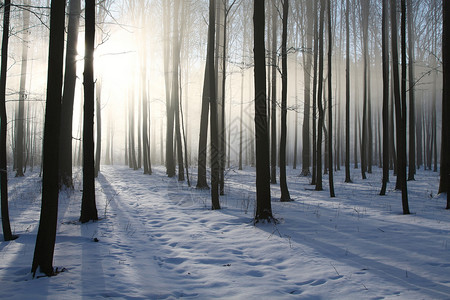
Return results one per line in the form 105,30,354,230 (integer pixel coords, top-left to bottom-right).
0,165,449,299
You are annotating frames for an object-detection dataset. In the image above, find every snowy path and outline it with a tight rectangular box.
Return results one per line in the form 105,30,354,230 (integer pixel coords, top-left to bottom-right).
0,165,449,299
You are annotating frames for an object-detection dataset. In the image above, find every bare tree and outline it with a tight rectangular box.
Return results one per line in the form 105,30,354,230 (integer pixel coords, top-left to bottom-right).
327,0,335,197
279,0,291,202
32,0,66,277
80,0,99,223
0,0,17,242
59,0,81,188
380,0,389,195
254,0,273,222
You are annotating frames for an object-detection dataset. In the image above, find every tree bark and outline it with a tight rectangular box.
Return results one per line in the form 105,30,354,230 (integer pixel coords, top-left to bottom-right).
315,0,325,191
0,0,16,242
209,0,220,210
344,0,351,183
380,0,389,196
80,0,98,224
32,0,66,276
407,0,415,181
59,0,81,188
270,0,277,184
253,0,273,222
301,0,313,176
327,0,335,197
280,0,291,202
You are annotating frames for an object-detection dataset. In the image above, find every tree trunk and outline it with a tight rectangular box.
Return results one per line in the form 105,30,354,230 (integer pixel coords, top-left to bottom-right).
407,0,415,180
208,0,220,210
311,0,318,185
197,0,212,188
172,0,184,182
270,0,277,184
31,0,66,276
80,0,98,224
15,0,30,177
164,1,175,178
0,0,16,242
94,80,101,178
327,0,335,197
380,0,389,196
360,0,369,180
344,0,351,183
59,0,81,188
315,0,325,191
301,0,313,176
391,0,410,214
280,0,291,202
253,0,273,222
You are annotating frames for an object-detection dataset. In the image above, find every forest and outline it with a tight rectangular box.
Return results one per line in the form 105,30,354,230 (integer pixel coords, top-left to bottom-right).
0,0,449,298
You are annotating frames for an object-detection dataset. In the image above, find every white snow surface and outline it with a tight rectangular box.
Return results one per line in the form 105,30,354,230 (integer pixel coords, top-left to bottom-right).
0,165,449,299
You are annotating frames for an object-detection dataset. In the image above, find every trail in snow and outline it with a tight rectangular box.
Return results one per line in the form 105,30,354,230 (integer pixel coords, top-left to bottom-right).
0,165,449,299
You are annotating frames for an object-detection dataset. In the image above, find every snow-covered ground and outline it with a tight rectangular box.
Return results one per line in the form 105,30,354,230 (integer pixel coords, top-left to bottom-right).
0,164,449,299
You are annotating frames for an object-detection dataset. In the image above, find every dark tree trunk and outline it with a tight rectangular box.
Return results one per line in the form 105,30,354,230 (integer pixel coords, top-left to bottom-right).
391,0,410,214
407,0,415,181
253,0,273,222
31,0,66,276
315,0,325,191
172,0,184,182
270,0,277,184
164,1,175,178
0,0,16,242
80,0,98,224
197,0,212,188
311,0,318,185
440,0,450,209
59,0,81,188
208,0,220,210
280,0,291,202
302,0,313,176
380,0,389,196
344,0,351,183
360,0,369,180
327,0,335,197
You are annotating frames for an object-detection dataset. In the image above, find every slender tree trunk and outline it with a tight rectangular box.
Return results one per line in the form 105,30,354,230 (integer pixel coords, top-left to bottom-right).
315,0,325,191
302,0,313,176
31,0,66,276
311,0,318,185
280,0,291,202
59,0,81,188
407,0,415,180
80,0,98,224
327,0,335,197
94,80,101,177
270,0,277,184
197,0,212,188
391,0,410,214
15,0,30,177
253,0,273,222
344,0,351,183
0,0,16,242
172,0,184,182
208,0,220,210
380,0,389,195
360,0,369,180
164,1,175,178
